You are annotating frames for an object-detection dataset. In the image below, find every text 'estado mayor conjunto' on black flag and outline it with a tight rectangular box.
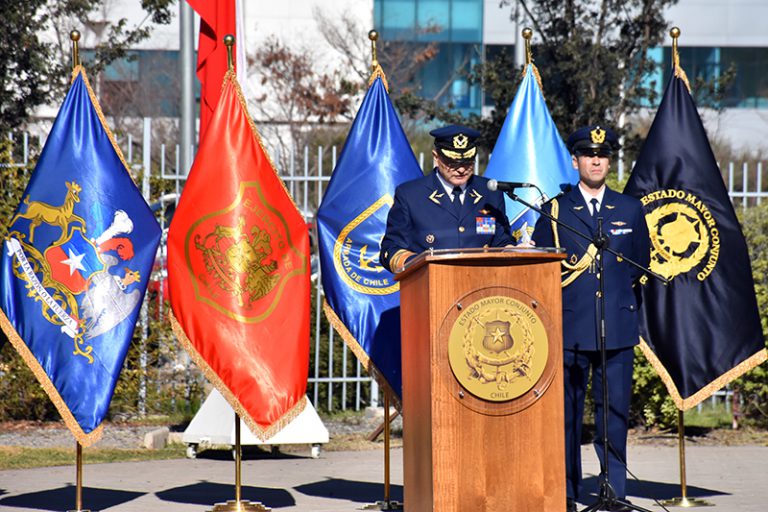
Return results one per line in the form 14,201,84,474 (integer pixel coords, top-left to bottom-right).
624,66,767,410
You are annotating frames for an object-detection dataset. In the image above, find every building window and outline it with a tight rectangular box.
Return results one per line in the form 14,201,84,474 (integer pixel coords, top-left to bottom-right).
658,47,768,109
82,50,181,117
375,0,484,113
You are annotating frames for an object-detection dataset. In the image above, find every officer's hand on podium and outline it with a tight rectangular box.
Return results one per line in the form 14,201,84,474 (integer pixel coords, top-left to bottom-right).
515,240,536,248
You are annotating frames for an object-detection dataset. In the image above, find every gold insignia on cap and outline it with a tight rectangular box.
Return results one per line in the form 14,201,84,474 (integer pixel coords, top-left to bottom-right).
426,234,435,244
590,127,606,144
440,147,476,160
453,133,469,149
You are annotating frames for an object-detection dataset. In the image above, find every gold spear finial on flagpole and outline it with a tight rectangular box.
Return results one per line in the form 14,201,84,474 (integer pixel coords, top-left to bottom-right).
70,30,81,70
520,27,544,92
522,27,533,66
224,34,235,72
368,30,379,71
669,26,691,91
670,27,681,70
367,29,389,90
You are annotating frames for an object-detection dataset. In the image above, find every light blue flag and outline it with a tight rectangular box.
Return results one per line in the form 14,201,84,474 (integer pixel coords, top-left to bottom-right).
484,63,577,243
0,67,161,446
317,72,422,400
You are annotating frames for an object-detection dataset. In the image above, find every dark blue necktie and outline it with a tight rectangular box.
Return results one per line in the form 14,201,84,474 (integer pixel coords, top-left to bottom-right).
452,186,462,216
590,198,599,229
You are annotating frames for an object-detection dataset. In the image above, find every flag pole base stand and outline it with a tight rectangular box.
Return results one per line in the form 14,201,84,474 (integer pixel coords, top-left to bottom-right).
208,500,270,511
66,509,92,512
658,497,714,507
359,500,403,510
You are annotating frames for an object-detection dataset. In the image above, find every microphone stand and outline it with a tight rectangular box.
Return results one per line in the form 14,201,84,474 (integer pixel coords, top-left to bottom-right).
504,189,667,512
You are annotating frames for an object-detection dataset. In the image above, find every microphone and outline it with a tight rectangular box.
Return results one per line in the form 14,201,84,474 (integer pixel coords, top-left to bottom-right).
487,179,536,192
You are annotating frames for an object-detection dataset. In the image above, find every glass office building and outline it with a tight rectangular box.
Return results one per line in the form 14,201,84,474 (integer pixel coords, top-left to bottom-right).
374,0,485,114
375,0,768,116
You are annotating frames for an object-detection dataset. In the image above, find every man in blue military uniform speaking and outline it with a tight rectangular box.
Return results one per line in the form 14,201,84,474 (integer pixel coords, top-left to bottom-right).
380,125,512,273
532,125,650,512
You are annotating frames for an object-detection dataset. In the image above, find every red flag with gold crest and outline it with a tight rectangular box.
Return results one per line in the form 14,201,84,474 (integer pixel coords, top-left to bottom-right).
168,70,310,438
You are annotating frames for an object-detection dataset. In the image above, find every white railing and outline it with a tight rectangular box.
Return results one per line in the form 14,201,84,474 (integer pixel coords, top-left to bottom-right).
4,120,768,413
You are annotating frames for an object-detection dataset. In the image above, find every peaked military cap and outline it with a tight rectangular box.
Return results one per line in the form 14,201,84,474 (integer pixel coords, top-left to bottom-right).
430,124,480,162
567,124,620,156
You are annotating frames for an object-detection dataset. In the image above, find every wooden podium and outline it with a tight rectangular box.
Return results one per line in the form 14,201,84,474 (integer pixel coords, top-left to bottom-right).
396,248,566,511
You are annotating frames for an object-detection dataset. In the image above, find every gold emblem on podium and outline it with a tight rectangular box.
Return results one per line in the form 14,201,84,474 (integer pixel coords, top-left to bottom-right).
448,295,548,402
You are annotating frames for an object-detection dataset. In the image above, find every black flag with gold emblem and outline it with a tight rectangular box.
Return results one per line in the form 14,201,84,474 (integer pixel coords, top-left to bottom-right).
624,68,766,410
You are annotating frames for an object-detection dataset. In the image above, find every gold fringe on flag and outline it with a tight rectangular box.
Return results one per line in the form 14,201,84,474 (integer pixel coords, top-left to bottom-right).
170,312,306,441
638,336,767,411
0,308,104,447
368,64,390,92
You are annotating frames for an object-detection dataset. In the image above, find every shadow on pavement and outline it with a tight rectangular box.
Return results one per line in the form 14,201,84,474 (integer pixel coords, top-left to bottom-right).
581,476,729,500
0,485,143,510
295,478,403,504
193,446,306,461
156,481,294,508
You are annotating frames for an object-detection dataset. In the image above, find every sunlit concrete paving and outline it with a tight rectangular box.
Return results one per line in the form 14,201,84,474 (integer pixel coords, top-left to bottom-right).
0,444,766,511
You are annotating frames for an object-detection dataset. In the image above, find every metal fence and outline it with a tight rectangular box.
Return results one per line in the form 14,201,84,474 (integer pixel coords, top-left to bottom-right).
4,120,768,413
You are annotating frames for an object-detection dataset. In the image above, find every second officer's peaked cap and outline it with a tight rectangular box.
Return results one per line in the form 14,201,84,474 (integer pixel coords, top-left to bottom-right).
566,124,620,156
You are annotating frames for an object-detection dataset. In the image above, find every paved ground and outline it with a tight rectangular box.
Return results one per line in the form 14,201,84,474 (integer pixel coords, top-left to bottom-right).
0,443,766,511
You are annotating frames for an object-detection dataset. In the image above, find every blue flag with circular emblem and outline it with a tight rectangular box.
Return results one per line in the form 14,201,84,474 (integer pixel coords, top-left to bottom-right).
0,67,161,445
317,71,422,400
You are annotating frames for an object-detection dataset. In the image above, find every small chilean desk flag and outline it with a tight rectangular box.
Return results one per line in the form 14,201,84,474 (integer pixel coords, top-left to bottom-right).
168,70,310,439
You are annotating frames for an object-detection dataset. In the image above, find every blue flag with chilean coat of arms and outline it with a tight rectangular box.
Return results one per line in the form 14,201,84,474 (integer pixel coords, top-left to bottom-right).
484,63,576,243
0,66,161,446
317,70,422,401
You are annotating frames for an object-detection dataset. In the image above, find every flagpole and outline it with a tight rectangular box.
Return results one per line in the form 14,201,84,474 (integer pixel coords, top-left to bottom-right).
209,41,270,512
67,441,91,512
659,410,713,507
522,27,532,65
67,31,89,512
368,30,379,71
359,31,402,511
659,32,713,507
383,392,391,504
70,30,80,69
210,412,270,512
361,391,402,510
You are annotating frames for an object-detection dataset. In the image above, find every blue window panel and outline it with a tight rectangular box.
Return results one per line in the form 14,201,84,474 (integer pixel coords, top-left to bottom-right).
418,42,482,113
418,0,450,42
720,47,768,109
451,0,482,42
660,46,768,109
379,0,417,37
